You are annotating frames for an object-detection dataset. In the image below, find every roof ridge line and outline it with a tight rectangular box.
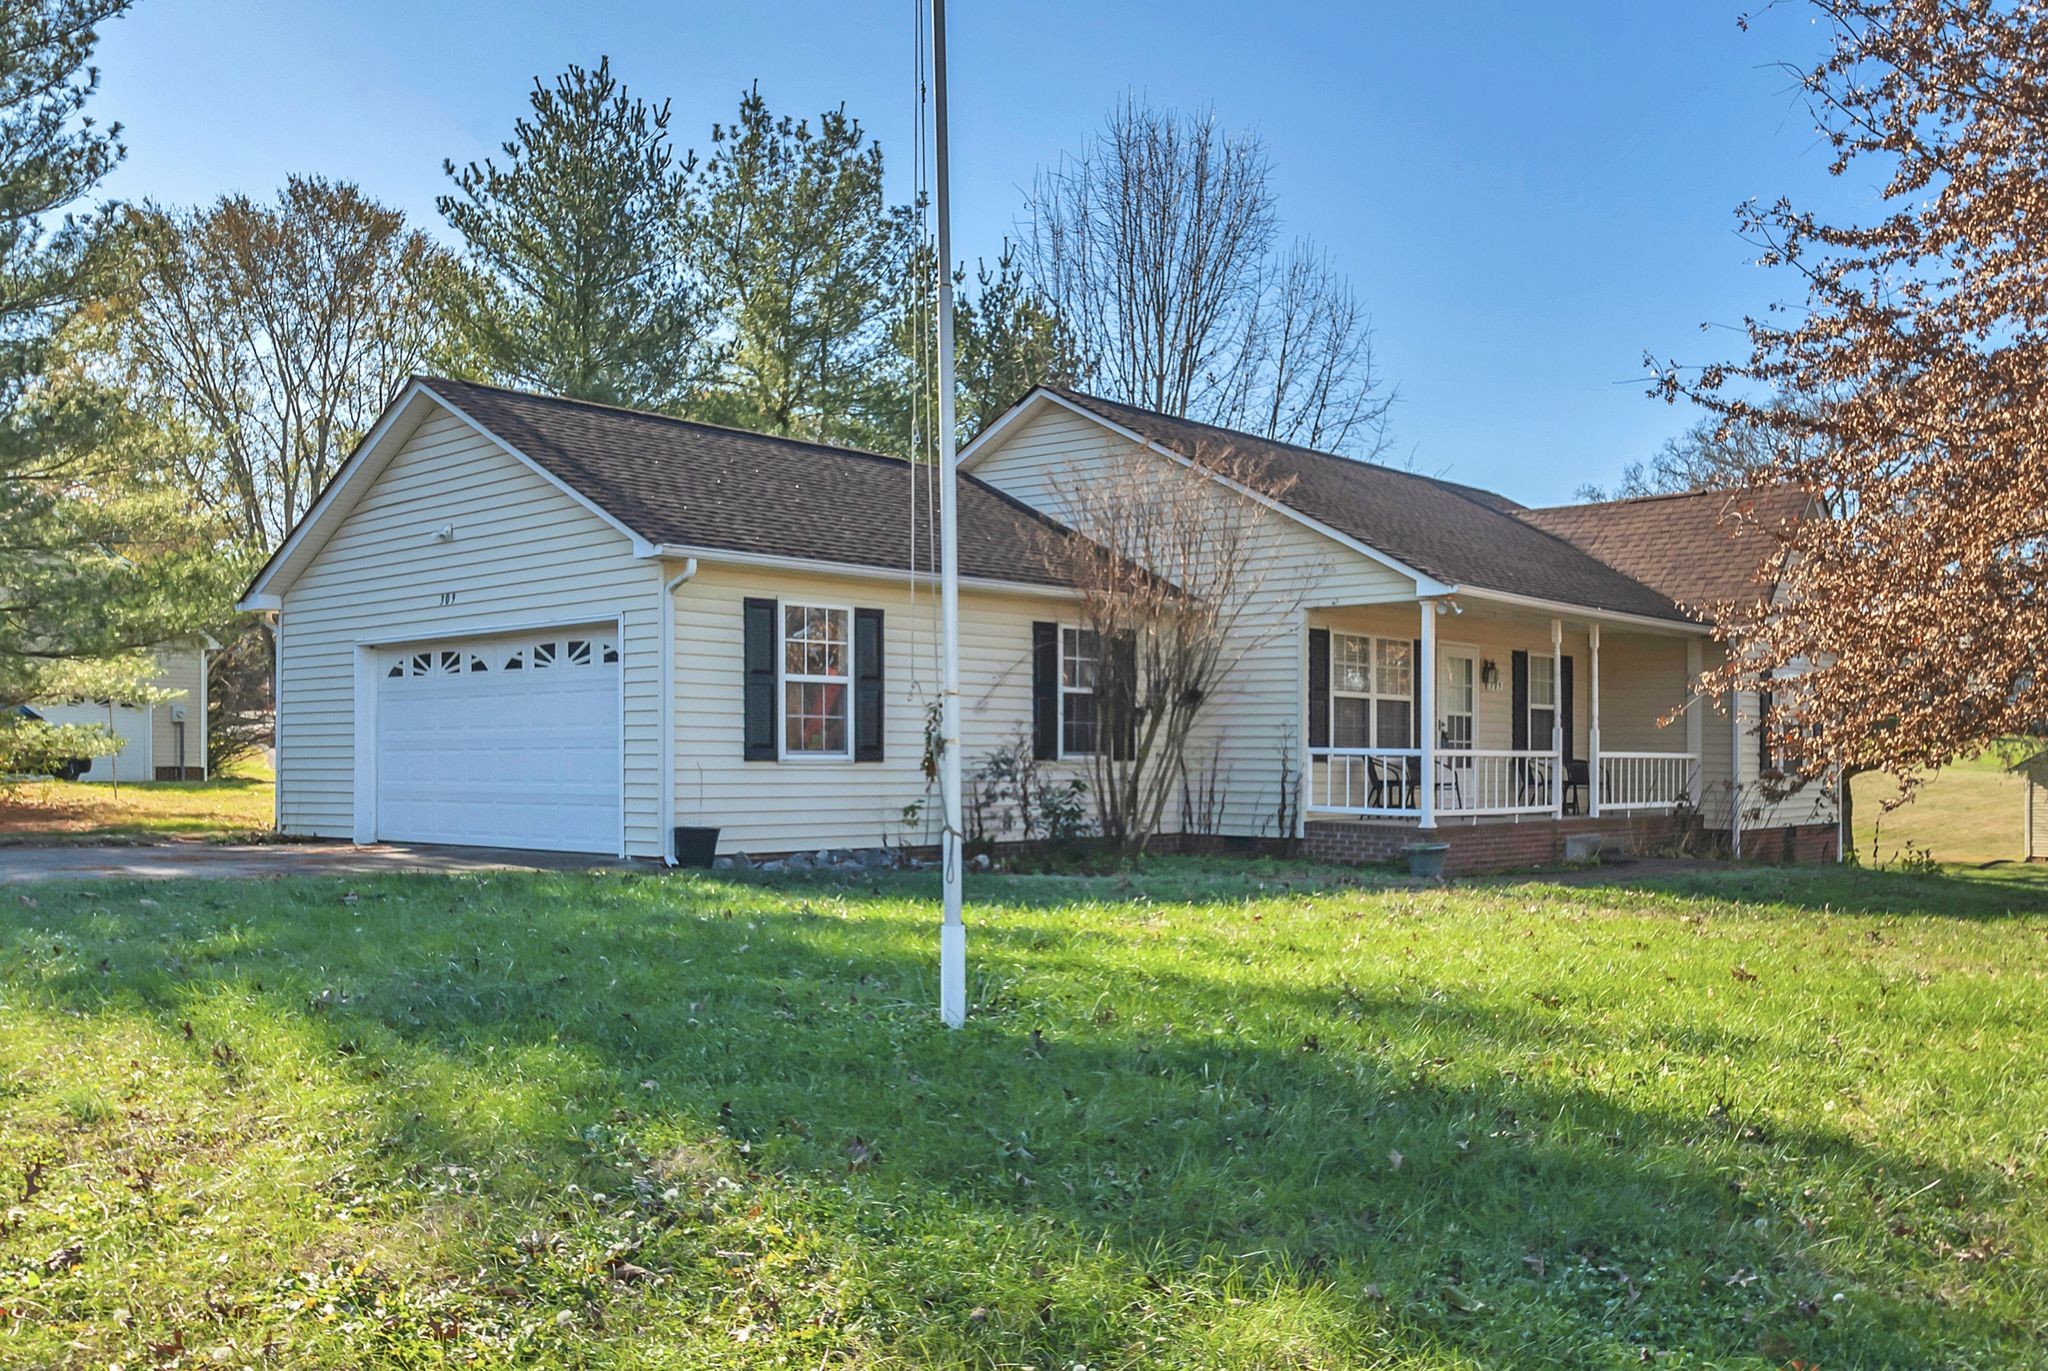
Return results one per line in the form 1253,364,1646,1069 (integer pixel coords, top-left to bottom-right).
1047,386,1522,508
1521,483,1796,515
418,374,918,471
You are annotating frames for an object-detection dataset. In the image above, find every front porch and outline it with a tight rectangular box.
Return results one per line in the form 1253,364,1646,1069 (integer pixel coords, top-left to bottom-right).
1300,595,1705,866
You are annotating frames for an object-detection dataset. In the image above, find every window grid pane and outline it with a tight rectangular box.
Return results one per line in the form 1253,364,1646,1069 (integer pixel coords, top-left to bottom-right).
1333,697,1371,749
785,681,848,754
781,604,851,754
1062,690,1098,756
1328,633,1417,749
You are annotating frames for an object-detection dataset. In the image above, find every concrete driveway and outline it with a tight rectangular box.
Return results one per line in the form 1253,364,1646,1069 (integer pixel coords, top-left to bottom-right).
0,841,641,884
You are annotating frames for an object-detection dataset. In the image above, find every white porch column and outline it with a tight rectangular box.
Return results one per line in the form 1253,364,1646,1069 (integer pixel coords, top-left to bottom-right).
1296,607,1311,839
1685,637,1704,807
1551,617,1565,819
1419,599,1437,829
1587,623,1602,817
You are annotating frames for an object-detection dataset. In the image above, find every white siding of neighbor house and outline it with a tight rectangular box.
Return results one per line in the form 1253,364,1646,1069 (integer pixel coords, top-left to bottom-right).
670,562,1085,856
968,401,1419,838
276,406,665,854
148,646,207,775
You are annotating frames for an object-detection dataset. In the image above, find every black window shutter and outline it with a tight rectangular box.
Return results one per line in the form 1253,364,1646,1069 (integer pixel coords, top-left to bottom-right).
1108,631,1139,760
743,597,777,761
1510,650,1530,751
854,608,884,762
1411,637,1424,744
1560,655,1576,765
1307,628,1330,749
1031,622,1058,760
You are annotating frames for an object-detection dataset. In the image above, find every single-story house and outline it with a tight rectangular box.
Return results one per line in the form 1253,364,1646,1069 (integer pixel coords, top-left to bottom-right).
236,376,1838,872
30,639,214,782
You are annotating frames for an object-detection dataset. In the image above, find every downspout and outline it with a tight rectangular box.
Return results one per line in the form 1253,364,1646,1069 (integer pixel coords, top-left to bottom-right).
1730,688,1744,860
268,611,282,832
658,559,700,866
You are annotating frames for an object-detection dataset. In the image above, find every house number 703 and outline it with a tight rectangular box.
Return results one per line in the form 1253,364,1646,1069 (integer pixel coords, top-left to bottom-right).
437,591,457,607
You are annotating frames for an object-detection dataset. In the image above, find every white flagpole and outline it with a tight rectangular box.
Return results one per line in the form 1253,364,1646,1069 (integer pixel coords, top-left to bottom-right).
931,0,967,1028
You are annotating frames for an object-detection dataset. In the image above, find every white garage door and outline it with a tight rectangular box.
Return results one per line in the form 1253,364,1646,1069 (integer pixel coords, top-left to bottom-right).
374,627,620,853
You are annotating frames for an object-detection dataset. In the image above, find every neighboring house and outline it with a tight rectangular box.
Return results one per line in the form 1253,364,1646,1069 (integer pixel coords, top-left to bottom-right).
2015,752,2048,861
238,376,1838,872
30,639,214,782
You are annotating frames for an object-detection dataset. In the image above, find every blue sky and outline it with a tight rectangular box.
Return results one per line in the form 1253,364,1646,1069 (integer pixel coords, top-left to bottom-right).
90,0,1856,504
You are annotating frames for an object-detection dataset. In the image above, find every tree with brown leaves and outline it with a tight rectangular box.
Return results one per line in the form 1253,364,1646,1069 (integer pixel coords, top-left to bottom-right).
1653,0,2048,807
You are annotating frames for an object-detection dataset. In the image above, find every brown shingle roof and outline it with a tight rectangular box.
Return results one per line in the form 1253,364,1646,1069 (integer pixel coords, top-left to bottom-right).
1042,389,1694,622
1516,485,1811,617
422,377,1086,589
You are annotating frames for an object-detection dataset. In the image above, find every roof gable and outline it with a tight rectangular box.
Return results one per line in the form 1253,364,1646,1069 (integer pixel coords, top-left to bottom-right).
243,377,1098,608
969,387,1694,623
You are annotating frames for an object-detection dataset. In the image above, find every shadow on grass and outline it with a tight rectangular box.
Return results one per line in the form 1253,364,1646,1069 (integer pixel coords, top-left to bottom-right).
6,868,2037,1366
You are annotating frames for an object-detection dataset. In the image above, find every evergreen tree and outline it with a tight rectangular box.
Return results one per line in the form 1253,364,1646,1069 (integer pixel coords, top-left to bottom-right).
688,86,913,446
437,58,715,409
879,243,1082,457
0,0,228,714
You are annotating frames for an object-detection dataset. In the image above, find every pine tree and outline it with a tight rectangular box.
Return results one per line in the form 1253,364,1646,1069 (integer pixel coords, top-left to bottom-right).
0,0,227,713
688,86,914,446
437,58,715,409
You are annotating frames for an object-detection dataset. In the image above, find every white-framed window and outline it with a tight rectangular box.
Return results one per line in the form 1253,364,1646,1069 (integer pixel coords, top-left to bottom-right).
781,603,852,758
1528,653,1557,752
1059,625,1100,757
1330,633,1414,749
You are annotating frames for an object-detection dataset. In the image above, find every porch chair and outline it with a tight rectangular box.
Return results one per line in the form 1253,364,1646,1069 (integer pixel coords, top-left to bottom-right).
1561,759,1590,815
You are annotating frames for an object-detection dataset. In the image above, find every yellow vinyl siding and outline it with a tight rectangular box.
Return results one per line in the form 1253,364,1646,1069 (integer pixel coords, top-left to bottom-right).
671,563,1084,855
970,401,1417,838
277,407,664,854
147,646,207,774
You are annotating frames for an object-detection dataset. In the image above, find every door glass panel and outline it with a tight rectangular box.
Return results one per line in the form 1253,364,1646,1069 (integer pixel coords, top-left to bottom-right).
1439,655,1475,749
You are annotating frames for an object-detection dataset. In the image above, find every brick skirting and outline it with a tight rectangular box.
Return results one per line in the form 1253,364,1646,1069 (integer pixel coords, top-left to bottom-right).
1734,822,1840,865
1305,814,1838,876
1306,813,1678,875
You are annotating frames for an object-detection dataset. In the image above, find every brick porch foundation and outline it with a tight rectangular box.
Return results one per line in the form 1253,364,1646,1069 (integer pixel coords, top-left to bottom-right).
1304,815,1838,876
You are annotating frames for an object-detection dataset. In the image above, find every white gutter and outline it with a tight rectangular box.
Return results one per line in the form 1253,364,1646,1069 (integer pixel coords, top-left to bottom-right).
658,558,699,866
643,543,1083,600
1450,585,1714,637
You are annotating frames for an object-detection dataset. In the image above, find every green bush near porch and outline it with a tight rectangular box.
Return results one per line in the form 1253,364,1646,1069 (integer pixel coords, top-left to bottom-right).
2,859,2044,1367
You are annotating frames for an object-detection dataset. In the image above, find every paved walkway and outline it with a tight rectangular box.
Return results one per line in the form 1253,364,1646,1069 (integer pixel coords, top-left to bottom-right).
0,841,640,884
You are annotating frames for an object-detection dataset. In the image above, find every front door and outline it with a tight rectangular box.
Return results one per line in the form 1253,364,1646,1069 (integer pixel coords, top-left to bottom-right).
1437,649,1477,750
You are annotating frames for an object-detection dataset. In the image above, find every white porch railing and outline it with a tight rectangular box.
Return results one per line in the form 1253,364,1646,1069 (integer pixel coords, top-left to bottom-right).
1308,748,1564,818
1436,749,1562,816
1598,751,1697,811
1308,747,1424,817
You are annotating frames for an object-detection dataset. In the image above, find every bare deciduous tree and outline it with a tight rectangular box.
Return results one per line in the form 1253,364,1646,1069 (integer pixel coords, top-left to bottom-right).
111,176,453,552
1024,99,1393,460
1032,443,1312,853
1575,404,1826,503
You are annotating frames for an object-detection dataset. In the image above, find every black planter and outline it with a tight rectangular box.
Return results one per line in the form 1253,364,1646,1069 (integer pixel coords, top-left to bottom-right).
673,826,721,868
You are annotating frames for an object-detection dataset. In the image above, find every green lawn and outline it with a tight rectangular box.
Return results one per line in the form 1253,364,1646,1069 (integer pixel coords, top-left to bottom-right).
3,860,2045,1368
0,756,273,842
1853,743,2034,866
